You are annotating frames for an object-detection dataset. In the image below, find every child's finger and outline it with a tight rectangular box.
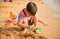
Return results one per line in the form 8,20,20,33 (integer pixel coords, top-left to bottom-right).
44,24,49,27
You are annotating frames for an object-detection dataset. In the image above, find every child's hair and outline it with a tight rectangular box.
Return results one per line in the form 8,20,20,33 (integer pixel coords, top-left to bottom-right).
26,2,37,15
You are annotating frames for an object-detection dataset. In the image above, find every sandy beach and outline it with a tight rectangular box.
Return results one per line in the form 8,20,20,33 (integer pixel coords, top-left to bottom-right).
0,0,60,39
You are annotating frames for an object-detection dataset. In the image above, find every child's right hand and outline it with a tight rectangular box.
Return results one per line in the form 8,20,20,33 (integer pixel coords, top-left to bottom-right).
29,25,36,29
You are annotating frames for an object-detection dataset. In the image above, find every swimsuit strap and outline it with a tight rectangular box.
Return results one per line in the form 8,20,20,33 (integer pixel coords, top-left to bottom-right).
23,9,27,17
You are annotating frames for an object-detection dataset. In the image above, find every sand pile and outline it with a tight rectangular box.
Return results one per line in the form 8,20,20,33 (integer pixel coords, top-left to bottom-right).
0,27,47,39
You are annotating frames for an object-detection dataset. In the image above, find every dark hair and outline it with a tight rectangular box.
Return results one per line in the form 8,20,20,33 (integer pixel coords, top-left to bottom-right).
26,2,37,15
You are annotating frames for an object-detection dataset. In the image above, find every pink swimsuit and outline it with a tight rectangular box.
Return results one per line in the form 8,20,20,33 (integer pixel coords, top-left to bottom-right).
18,9,26,22
18,9,34,26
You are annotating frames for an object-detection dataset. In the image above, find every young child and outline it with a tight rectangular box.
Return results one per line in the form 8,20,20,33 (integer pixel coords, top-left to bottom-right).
18,2,48,34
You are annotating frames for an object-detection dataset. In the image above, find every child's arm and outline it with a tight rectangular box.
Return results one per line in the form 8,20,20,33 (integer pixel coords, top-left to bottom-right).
18,11,29,28
38,20,48,26
30,16,38,28
18,20,28,28
18,17,28,28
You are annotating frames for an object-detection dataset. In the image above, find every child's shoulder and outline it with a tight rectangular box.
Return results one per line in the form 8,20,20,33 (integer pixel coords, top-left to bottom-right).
18,9,25,16
19,9,24,14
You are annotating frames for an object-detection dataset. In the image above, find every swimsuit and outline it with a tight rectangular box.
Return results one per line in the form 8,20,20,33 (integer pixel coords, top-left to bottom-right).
18,9,34,26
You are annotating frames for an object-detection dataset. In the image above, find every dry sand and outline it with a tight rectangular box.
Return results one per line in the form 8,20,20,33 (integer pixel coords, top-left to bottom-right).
0,27,46,39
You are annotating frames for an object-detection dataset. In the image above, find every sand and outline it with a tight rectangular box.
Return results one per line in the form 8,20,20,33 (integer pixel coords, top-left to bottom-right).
0,27,46,39
0,0,60,39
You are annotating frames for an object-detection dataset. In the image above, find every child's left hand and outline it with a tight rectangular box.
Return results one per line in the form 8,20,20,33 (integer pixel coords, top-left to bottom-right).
43,23,49,26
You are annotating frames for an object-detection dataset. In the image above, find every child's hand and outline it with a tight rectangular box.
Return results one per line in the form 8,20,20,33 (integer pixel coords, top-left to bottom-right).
43,23,49,26
30,26,36,29
38,20,49,26
30,26,34,29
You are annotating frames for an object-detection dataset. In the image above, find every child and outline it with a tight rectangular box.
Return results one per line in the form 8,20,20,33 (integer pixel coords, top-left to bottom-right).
18,2,48,34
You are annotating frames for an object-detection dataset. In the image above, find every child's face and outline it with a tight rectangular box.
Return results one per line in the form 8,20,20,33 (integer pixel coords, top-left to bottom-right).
25,9,31,17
